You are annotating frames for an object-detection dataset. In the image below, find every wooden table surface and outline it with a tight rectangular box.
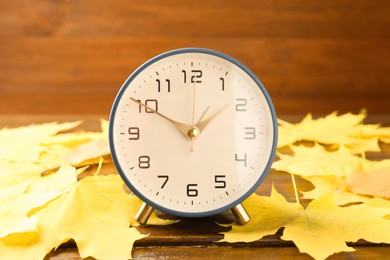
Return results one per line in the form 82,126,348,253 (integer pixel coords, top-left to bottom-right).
1,114,389,259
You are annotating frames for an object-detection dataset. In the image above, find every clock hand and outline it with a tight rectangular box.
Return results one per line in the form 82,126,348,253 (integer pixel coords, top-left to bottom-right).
191,76,197,128
130,97,191,139
189,75,198,152
188,106,210,152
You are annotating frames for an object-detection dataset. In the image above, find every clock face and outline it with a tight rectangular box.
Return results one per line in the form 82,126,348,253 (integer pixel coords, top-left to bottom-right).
109,48,277,217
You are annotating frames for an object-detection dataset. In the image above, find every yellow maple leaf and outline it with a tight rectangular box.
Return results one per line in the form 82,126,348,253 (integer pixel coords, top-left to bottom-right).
345,167,390,199
381,137,390,144
220,187,390,260
61,137,110,166
301,175,390,216
278,112,381,153
0,174,147,260
100,118,109,136
353,124,390,144
40,120,110,174
0,121,81,163
0,164,77,239
42,119,108,149
273,144,360,177
0,159,42,179
36,174,147,260
300,175,346,200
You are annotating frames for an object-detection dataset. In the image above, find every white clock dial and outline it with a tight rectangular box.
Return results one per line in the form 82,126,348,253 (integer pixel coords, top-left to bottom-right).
109,48,277,217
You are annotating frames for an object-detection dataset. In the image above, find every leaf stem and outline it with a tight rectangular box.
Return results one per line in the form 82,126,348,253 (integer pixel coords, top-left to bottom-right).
290,173,301,205
94,157,104,176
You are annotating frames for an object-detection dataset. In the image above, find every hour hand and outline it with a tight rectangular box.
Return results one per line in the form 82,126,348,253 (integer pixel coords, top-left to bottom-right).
130,97,191,139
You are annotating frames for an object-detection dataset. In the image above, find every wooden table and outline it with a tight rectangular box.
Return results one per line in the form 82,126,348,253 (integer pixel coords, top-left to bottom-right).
1,114,389,259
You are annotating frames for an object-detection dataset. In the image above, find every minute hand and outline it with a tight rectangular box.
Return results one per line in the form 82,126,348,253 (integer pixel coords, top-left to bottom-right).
197,104,231,133
130,97,191,139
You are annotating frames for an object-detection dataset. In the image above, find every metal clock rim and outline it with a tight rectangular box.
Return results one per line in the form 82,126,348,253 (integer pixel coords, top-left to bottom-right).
109,47,278,218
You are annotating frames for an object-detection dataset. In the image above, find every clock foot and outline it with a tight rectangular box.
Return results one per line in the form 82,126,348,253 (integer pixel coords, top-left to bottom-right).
135,202,154,225
231,203,251,225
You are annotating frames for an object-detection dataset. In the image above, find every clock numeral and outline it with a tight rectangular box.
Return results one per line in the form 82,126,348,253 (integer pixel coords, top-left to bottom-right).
157,175,169,189
156,79,171,92
235,153,247,167
235,98,247,112
244,127,256,140
182,69,202,83
186,184,198,197
128,127,140,140
138,155,150,169
215,175,226,189
220,77,225,91
137,99,158,113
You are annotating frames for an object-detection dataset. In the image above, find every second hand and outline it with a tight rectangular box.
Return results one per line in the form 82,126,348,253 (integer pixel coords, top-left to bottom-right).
190,76,197,152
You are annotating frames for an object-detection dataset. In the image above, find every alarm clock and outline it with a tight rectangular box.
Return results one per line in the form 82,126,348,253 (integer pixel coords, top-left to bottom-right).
109,48,277,225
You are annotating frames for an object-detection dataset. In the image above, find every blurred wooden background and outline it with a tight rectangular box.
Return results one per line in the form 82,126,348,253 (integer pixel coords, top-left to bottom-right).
0,0,389,115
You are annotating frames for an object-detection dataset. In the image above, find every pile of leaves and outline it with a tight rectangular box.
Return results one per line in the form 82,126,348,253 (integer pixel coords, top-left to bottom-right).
0,120,172,260
220,112,390,259
0,112,389,259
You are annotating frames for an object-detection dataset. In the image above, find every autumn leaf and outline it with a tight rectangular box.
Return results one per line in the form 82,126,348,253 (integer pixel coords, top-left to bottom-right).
0,174,147,260
34,174,147,260
354,124,390,145
274,144,390,202
219,187,302,243
277,112,381,153
42,119,108,148
0,164,77,238
0,121,81,162
61,137,110,166
220,187,390,260
345,167,390,198
273,144,360,177
381,136,390,144
300,174,390,217
41,120,110,174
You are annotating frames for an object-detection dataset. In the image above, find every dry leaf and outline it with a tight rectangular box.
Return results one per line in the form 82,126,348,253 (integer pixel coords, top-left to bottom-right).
0,121,81,162
35,174,147,260
273,144,360,177
0,164,77,238
42,131,103,147
40,120,110,174
298,175,390,212
62,138,110,166
0,174,147,260
220,187,390,260
300,175,345,199
278,112,381,153
345,167,390,198
381,136,390,144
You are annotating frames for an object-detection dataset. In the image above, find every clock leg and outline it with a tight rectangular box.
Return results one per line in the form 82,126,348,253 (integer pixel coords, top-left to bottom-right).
231,203,251,225
135,202,154,225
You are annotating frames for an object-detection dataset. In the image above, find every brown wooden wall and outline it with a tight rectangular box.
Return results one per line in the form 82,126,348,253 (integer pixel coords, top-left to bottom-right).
0,0,389,115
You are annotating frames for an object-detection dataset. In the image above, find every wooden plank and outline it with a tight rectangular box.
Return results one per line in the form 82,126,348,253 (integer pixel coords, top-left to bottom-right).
0,1,389,115
1,1,389,38
1,38,389,114
45,245,390,260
